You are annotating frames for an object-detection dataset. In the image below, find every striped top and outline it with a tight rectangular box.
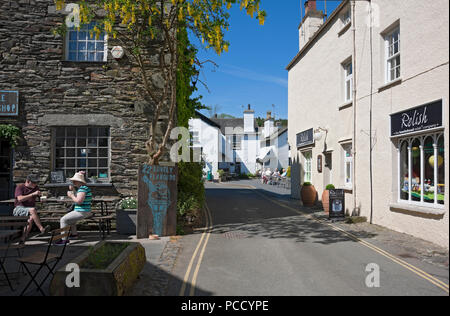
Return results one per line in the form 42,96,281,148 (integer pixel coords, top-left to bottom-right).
74,185,92,212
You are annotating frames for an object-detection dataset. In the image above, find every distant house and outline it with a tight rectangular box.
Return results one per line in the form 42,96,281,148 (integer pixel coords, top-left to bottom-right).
189,106,290,177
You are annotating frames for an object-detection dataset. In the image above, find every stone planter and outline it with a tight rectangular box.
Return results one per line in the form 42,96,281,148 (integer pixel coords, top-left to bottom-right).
116,208,137,235
301,185,317,206
322,190,330,214
50,241,146,296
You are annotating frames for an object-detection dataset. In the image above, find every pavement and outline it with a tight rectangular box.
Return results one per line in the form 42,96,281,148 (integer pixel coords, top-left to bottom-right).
0,231,182,296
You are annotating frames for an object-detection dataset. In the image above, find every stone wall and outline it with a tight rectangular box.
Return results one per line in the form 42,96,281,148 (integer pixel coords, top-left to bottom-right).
0,0,169,201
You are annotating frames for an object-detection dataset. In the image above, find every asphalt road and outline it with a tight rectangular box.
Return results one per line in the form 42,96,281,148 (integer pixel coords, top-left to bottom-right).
168,182,449,296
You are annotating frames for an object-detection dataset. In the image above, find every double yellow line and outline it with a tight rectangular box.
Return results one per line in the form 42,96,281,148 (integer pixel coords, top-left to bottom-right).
179,202,213,296
250,188,449,294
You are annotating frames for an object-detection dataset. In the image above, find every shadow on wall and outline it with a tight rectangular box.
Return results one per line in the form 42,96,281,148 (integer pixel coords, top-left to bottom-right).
291,151,302,200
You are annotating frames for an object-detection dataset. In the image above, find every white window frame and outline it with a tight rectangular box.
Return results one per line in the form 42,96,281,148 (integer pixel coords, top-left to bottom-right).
344,61,353,102
303,151,312,183
397,132,445,209
385,26,400,83
190,131,200,147
65,22,108,62
343,143,353,188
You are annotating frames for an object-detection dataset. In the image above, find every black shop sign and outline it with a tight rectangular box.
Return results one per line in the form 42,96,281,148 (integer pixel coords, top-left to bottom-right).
329,189,345,219
0,91,19,116
391,100,443,137
296,128,314,148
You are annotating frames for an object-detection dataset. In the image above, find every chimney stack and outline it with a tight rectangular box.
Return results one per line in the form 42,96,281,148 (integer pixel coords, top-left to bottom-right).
304,0,317,15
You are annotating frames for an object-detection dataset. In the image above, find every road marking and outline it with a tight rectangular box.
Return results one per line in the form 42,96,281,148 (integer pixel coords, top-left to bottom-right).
189,203,213,296
179,201,213,296
249,187,449,294
179,204,211,296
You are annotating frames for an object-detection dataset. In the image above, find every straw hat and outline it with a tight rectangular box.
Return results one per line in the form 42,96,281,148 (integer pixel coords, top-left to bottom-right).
69,171,86,184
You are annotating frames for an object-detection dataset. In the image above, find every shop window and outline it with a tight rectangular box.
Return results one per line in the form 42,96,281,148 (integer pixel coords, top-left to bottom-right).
66,22,107,62
54,127,110,181
398,133,445,206
303,151,312,183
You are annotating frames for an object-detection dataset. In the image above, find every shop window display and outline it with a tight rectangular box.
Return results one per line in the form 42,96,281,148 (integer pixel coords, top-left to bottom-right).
398,133,445,206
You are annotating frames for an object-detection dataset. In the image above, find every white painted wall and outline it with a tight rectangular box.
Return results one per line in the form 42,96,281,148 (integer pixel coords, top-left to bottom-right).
288,0,449,248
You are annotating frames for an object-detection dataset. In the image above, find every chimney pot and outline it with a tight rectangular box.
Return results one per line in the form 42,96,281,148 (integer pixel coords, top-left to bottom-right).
266,111,272,120
248,104,251,110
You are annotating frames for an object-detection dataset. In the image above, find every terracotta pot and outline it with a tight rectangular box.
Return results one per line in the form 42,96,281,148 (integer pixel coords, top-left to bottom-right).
322,190,330,214
301,185,317,206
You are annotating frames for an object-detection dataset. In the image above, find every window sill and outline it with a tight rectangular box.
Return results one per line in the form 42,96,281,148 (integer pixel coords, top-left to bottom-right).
378,77,402,92
389,202,446,216
44,183,113,188
338,22,351,37
338,100,353,111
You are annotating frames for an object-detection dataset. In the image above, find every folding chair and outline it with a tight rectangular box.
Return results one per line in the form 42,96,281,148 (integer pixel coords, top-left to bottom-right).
0,217,29,290
17,226,71,296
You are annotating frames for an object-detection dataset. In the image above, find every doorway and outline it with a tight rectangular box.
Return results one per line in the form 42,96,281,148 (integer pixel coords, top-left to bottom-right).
0,140,13,214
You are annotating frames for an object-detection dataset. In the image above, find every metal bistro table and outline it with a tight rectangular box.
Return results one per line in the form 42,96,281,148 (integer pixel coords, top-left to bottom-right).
0,230,21,291
42,196,119,239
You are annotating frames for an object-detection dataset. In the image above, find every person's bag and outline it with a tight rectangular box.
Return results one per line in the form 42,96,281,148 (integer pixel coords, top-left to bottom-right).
67,204,75,213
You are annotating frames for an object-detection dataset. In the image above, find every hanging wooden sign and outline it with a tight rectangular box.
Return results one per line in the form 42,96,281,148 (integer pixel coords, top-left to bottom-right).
317,154,323,173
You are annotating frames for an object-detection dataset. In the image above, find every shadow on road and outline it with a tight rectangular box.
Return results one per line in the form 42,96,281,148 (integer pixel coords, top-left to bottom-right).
205,187,378,245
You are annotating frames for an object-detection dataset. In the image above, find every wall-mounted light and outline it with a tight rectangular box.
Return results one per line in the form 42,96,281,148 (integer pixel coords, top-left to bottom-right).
314,127,328,142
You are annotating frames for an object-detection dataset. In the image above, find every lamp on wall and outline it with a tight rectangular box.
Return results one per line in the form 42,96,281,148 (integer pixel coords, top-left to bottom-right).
314,127,328,142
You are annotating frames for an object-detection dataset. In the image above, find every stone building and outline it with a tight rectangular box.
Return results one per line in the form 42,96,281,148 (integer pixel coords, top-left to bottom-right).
0,0,166,213
288,0,448,247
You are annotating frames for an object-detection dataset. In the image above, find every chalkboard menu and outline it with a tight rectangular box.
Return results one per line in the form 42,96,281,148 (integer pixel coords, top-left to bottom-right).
391,100,442,137
50,171,65,183
329,189,345,219
296,128,314,148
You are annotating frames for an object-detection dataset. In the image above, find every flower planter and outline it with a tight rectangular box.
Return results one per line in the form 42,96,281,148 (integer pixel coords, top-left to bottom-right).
322,190,330,214
50,241,146,296
301,185,317,206
116,208,138,235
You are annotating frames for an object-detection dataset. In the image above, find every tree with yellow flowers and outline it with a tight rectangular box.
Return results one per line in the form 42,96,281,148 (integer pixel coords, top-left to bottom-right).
54,0,266,165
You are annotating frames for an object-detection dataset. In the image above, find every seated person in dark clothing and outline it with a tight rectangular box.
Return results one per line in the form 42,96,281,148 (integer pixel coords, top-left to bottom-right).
13,174,50,242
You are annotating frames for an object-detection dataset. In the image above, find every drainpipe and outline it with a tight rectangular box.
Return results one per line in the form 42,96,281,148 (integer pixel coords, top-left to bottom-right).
368,0,374,224
351,0,358,215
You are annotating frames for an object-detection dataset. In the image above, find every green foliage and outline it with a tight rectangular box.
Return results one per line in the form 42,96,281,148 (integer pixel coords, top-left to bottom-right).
303,182,312,186
217,169,225,177
177,161,205,217
0,124,21,148
177,25,205,128
81,243,130,270
325,184,335,190
120,197,137,209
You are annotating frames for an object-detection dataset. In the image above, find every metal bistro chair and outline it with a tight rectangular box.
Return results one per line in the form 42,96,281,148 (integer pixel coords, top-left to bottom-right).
17,226,71,296
0,216,29,291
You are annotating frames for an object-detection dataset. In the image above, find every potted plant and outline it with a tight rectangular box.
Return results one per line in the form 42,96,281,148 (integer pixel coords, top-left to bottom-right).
90,176,98,184
301,182,317,206
217,170,225,183
322,184,335,214
116,197,138,235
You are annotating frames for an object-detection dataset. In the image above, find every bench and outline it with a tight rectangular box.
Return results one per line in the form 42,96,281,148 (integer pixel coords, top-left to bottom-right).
38,211,114,240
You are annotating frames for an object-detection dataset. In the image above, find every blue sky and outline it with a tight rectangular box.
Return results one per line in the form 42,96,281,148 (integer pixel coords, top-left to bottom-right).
191,0,342,120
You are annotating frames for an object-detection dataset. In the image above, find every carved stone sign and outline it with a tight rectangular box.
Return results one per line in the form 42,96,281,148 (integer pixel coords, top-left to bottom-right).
390,100,442,137
0,91,19,116
137,164,177,239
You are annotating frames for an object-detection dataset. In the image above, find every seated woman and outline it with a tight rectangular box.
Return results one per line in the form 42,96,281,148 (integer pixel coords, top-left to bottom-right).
56,171,92,245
